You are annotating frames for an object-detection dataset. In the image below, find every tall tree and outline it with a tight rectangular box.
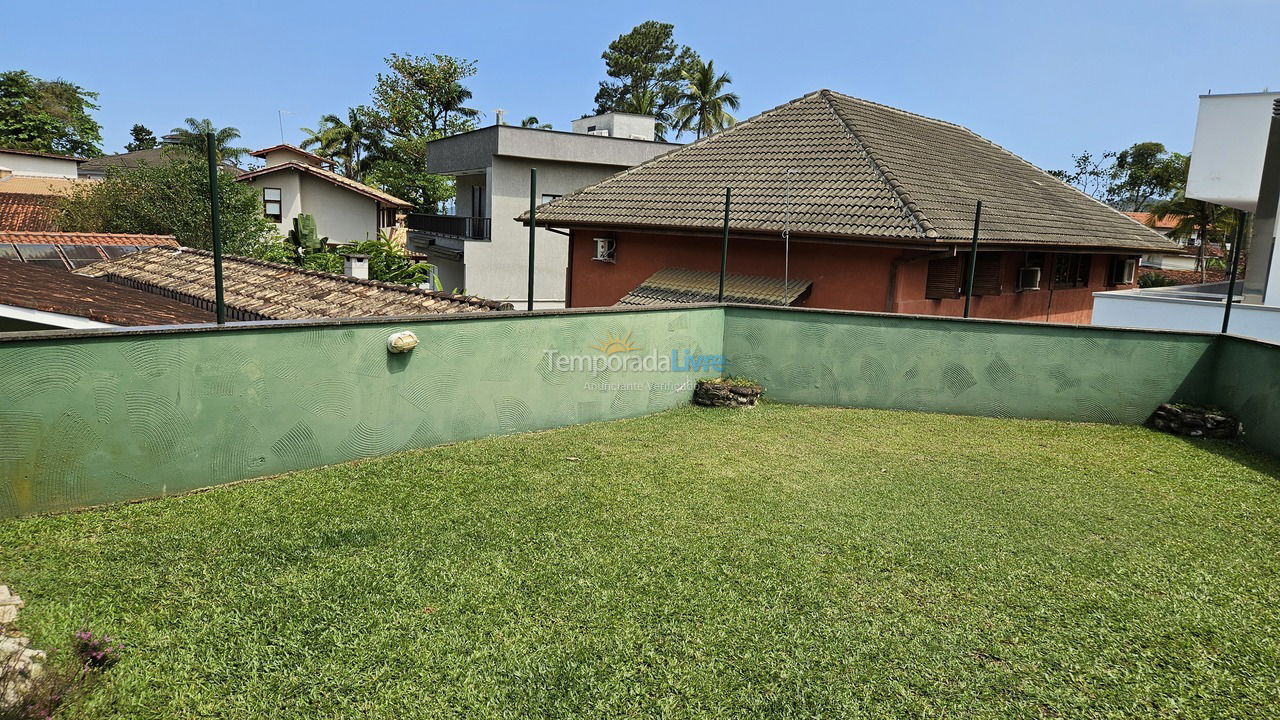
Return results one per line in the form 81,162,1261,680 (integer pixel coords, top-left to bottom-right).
169,118,250,164
593,21,700,139
0,70,102,156
672,59,739,139
372,54,479,138
1051,142,1182,211
1146,154,1237,283
125,124,158,152
301,107,380,180
362,54,480,211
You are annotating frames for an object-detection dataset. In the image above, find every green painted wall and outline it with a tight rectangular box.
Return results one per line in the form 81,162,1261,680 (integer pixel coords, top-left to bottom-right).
1210,336,1280,458
3,304,1276,519
0,307,724,517
723,307,1218,425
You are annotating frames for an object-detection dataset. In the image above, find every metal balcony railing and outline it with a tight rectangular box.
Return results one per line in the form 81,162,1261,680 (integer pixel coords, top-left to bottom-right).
406,214,491,240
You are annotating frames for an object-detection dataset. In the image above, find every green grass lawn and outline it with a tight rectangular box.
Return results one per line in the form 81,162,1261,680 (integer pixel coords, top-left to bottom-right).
2,404,1280,718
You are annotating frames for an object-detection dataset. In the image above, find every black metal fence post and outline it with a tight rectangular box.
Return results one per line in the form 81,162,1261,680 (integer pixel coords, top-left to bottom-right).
963,200,982,318
527,168,536,312
718,188,731,303
1222,209,1248,334
206,132,226,325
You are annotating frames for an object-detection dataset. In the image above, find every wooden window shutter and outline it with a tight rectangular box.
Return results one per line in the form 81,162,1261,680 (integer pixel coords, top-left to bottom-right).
925,257,962,299
972,253,1003,296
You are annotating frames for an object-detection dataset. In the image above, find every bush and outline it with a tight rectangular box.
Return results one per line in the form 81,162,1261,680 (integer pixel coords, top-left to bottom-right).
1138,272,1179,288
250,234,435,286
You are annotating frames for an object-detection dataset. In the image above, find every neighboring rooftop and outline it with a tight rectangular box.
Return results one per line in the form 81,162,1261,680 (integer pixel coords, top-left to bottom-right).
0,175,89,196
1125,211,1186,231
78,147,242,177
0,232,177,270
0,148,87,162
248,144,334,168
0,256,212,327
0,193,57,231
617,268,811,307
77,247,514,320
527,90,1177,253
236,161,413,208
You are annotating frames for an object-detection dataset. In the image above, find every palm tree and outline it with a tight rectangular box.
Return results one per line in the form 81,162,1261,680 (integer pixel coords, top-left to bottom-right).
301,108,379,180
520,116,553,129
438,82,479,133
168,118,250,164
672,59,740,140
619,89,674,140
1146,154,1237,283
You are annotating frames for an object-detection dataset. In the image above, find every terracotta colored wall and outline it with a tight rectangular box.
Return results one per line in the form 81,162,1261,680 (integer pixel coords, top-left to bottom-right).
568,230,1134,324
569,231,897,311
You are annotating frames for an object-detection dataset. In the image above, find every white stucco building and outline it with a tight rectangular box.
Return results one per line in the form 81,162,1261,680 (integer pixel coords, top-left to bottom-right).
423,115,678,307
236,145,413,245
0,148,83,179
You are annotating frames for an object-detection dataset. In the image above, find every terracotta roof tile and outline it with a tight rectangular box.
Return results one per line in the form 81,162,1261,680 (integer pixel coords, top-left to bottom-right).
527,90,1177,253
617,268,811,307
0,194,57,231
0,257,212,326
0,232,177,247
76,247,513,320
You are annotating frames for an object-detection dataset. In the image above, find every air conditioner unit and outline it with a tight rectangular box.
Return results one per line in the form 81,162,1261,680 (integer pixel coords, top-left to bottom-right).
1016,266,1041,292
593,237,616,263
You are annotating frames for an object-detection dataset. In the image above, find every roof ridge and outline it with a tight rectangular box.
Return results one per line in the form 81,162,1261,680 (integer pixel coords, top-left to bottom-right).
819,91,938,239
235,161,413,208
522,90,832,223
154,247,509,310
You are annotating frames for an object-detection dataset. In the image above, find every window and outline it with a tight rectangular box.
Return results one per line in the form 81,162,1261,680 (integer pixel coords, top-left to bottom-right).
470,185,485,218
1109,256,1138,286
262,187,282,222
924,257,962,299
1052,254,1092,289
540,193,561,205
970,253,1003,296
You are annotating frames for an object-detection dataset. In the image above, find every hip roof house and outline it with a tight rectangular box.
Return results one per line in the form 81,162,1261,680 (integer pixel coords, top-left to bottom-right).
526,90,1176,323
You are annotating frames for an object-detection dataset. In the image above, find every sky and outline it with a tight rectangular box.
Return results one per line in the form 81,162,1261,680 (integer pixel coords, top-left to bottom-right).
3,0,1277,172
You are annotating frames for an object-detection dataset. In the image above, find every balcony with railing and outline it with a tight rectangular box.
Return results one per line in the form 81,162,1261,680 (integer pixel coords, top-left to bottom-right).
406,213,491,240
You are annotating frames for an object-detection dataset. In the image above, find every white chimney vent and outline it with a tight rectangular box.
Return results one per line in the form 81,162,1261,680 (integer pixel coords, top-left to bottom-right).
343,253,369,280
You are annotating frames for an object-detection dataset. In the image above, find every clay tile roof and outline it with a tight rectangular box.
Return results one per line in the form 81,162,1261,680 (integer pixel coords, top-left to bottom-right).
0,256,212,326
1124,211,1185,230
0,232,177,247
76,246,513,320
526,90,1178,253
0,193,58,231
0,175,91,196
236,161,414,208
248,144,334,166
617,268,811,307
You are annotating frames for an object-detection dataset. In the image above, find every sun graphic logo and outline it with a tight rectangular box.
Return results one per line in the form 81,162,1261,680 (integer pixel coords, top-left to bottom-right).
590,330,638,355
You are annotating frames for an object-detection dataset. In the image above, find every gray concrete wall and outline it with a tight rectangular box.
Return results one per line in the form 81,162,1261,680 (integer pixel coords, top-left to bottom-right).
428,126,676,175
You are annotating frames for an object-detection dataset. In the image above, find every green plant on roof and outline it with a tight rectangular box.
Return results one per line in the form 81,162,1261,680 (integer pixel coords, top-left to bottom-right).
286,213,328,260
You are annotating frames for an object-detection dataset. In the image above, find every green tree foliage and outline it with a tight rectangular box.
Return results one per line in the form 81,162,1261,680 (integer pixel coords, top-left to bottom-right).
168,118,250,164
300,53,479,212
520,116,552,129
57,149,273,255
0,70,102,156
1050,142,1183,211
253,233,435,286
593,21,701,140
300,107,378,180
124,124,158,152
1145,153,1238,282
672,59,739,139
